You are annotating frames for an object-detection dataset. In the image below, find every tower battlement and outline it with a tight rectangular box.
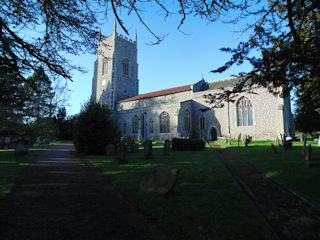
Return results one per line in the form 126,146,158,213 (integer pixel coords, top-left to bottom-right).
91,21,139,110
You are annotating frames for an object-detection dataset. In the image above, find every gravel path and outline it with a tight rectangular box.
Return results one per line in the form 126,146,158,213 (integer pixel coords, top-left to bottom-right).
209,141,320,240
0,143,167,240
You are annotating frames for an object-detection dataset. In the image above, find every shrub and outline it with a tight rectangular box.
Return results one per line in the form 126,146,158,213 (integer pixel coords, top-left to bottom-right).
73,102,120,154
172,138,205,151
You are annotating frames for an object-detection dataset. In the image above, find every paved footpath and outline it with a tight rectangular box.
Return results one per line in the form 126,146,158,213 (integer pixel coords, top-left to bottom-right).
209,141,320,240
0,143,167,240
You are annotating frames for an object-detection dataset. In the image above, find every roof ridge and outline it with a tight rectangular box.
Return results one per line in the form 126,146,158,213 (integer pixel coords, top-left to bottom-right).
118,83,193,103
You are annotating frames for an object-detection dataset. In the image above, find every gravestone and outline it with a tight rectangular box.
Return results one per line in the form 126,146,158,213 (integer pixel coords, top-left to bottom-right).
105,144,116,156
15,142,28,156
25,135,34,148
237,133,241,147
144,139,153,159
271,143,278,153
163,139,171,156
140,166,179,195
117,140,128,164
0,137,4,149
305,144,312,161
303,138,307,156
318,136,320,146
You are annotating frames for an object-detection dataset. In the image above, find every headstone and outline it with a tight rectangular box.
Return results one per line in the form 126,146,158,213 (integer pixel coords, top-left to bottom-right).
0,136,4,149
105,144,116,156
318,136,320,146
24,135,34,148
140,167,179,195
305,144,312,161
117,140,128,164
237,133,241,147
144,139,153,159
131,143,139,153
303,138,307,156
271,143,277,153
242,135,250,147
163,139,171,156
15,142,28,156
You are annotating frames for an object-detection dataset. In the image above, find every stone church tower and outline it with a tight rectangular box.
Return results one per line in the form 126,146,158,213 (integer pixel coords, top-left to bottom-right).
91,21,138,110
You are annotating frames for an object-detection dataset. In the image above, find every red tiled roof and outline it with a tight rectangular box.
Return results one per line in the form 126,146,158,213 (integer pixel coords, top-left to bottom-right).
118,84,193,103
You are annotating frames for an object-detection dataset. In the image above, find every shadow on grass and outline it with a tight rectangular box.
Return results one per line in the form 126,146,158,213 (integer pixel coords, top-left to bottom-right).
216,139,320,208
0,142,62,198
87,146,276,240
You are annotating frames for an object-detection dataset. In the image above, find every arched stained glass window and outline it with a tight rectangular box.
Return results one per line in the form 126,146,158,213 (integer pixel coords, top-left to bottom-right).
159,111,170,133
123,58,129,77
184,109,190,131
132,115,139,134
237,97,253,126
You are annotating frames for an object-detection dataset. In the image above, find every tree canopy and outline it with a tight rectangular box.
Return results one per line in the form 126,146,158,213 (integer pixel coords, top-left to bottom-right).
2,0,320,132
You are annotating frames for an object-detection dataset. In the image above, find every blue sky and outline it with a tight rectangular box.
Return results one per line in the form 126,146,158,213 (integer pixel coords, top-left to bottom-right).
66,7,255,116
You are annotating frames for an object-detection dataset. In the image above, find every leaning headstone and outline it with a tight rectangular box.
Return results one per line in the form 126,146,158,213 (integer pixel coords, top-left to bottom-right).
117,141,128,164
140,166,179,195
105,144,116,156
144,139,153,159
237,133,241,147
163,139,171,156
271,143,278,153
15,142,28,156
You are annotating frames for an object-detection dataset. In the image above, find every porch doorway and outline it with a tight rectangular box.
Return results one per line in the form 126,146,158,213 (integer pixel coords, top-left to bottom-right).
210,127,217,141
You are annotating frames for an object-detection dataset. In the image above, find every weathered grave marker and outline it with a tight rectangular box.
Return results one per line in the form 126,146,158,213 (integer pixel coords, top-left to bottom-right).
105,144,116,156
140,166,179,195
144,139,153,159
117,140,128,164
163,139,171,156
303,138,307,156
271,143,278,153
237,133,241,147
15,142,28,156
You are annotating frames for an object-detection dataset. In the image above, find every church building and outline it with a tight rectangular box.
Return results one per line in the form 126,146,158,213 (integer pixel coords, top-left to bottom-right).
91,22,295,141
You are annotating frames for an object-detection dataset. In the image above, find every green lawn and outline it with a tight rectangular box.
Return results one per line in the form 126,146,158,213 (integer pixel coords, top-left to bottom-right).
0,142,61,198
217,139,320,208
87,142,276,240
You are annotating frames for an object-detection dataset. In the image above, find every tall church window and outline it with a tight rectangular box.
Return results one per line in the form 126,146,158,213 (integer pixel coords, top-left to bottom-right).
159,111,170,133
123,58,129,77
150,118,154,134
200,115,205,130
102,58,108,75
123,120,127,134
184,110,190,131
237,97,253,126
132,115,139,134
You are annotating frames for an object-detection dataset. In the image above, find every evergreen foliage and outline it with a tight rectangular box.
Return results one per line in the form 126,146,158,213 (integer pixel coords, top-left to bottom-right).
73,102,120,154
172,138,205,151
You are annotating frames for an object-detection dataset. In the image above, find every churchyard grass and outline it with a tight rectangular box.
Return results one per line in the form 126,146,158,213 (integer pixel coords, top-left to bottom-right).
0,142,61,198
216,139,320,208
87,141,276,240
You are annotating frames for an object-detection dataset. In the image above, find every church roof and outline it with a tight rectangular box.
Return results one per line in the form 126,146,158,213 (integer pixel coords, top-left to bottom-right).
118,84,193,103
207,77,241,90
